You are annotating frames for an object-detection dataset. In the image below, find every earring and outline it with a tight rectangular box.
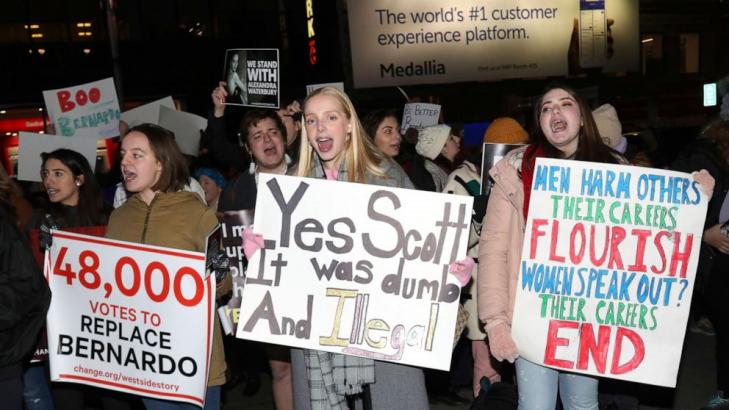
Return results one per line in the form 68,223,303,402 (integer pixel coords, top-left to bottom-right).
75,181,81,187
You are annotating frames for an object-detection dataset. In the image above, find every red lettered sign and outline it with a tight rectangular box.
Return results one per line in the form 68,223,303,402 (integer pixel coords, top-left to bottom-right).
45,231,214,407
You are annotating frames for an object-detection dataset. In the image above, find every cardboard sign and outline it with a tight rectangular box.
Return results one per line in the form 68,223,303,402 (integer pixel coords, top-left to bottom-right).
120,96,175,128
42,77,120,139
45,231,215,406
235,175,472,370
346,0,639,87
18,132,99,182
157,106,206,157
400,103,441,134
223,49,280,108
306,82,345,95
480,143,525,196
511,158,708,387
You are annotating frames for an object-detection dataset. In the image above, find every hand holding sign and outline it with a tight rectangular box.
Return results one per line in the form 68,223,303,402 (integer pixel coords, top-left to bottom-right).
692,169,715,200
242,227,264,260
487,323,518,363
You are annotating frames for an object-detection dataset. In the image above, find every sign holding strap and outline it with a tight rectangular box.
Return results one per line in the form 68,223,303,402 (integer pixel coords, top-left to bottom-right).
42,77,121,139
235,174,472,370
222,48,280,108
45,231,215,406
120,96,175,128
400,103,441,134
17,132,99,182
512,158,708,387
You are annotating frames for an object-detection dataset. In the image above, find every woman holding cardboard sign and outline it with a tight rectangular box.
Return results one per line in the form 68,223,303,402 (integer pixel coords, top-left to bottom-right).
106,124,230,410
288,86,429,409
478,85,715,409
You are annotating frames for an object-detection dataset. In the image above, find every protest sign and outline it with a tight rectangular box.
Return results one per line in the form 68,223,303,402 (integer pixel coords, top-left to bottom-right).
223,49,280,108
480,143,525,196
306,82,345,95
157,106,206,156
216,210,254,334
235,175,472,370
511,158,708,387
18,132,99,182
45,231,215,406
120,96,175,128
346,0,639,87
42,77,120,139
400,103,441,134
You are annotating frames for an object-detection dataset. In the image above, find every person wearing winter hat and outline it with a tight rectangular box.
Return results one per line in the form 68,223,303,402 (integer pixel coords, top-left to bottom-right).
416,124,461,191
482,117,529,144
592,104,627,153
194,167,226,211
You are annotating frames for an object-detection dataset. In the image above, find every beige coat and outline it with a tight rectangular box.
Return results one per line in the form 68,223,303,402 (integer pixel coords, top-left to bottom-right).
477,146,527,332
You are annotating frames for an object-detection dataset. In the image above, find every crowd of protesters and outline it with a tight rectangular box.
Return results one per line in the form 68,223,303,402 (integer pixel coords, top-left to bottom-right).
2,78,728,410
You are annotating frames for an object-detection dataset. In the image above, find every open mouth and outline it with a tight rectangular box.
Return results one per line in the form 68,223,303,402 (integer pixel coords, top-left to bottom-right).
316,137,333,153
122,169,137,184
551,119,567,133
46,188,59,196
263,144,278,156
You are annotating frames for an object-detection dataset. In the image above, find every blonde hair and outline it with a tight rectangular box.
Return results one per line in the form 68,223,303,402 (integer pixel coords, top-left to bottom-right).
296,87,386,183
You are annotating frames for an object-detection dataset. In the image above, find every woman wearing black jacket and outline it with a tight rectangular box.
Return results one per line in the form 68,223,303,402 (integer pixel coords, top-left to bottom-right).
0,166,51,410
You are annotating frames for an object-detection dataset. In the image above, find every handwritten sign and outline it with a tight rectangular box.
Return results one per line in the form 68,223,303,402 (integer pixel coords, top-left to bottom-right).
400,103,441,134
45,231,215,406
235,174,472,370
42,77,120,139
512,158,708,387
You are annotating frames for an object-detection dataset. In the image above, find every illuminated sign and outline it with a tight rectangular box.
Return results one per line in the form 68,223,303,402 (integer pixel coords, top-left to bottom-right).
306,0,317,65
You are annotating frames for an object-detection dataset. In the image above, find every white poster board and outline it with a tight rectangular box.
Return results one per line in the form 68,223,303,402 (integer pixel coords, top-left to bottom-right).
236,174,472,370
120,96,175,128
512,158,708,387
17,132,99,182
306,82,345,95
157,106,206,157
401,103,441,134
46,231,215,407
346,0,639,88
42,77,121,139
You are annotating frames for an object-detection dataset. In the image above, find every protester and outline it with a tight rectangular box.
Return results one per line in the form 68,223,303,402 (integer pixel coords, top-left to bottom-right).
106,124,231,410
478,85,714,409
416,124,461,191
480,85,618,409
290,86,426,408
194,167,226,211
363,108,436,191
671,118,729,409
26,148,126,410
362,108,402,158
209,84,296,409
0,165,51,410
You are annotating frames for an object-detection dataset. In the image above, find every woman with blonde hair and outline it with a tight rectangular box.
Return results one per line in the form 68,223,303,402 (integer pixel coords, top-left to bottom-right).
291,86,425,409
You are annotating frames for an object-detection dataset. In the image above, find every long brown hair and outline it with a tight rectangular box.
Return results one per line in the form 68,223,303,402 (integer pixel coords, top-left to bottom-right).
123,124,189,193
525,84,619,171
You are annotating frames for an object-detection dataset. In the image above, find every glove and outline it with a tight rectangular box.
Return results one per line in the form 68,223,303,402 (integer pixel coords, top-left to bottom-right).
449,257,475,287
39,213,59,250
242,227,264,260
486,323,519,363
206,248,230,284
693,169,715,201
